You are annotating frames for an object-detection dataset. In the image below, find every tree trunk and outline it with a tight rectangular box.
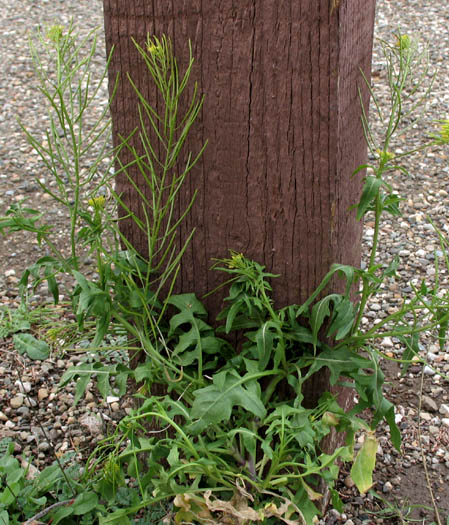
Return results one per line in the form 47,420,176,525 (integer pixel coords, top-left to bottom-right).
103,0,376,505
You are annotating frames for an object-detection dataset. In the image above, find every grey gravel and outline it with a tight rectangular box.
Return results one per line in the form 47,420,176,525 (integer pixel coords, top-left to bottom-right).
440,404,449,415
423,365,437,376
9,395,24,409
382,481,393,493
422,395,439,412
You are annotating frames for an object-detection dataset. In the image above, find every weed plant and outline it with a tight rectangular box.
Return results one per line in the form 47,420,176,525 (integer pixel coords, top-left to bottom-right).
1,25,449,525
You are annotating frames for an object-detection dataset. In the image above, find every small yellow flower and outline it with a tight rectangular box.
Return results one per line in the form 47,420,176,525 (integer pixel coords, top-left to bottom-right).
46,25,64,43
146,37,164,58
395,33,411,51
376,149,395,163
227,252,245,269
88,196,106,209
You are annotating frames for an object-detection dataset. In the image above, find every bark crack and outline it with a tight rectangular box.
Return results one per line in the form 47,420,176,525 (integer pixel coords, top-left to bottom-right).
200,0,208,294
244,1,256,253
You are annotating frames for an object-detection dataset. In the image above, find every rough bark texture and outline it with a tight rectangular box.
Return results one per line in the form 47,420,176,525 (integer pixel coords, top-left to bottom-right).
103,0,375,320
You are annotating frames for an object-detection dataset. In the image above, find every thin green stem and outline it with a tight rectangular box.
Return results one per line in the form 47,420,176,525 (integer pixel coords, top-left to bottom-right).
353,189,382,335
125,411,200,460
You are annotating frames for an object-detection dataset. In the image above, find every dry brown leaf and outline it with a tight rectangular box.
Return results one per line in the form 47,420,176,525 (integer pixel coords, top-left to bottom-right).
173,493,215,524
204,490,263,522
261,489,307,525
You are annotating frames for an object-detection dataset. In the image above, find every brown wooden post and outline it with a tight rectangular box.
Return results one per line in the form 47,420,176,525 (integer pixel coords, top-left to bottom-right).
103,0,375,321
103,0,376,510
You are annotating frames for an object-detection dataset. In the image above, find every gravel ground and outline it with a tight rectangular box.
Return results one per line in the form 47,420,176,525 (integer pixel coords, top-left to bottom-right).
1,0,449,523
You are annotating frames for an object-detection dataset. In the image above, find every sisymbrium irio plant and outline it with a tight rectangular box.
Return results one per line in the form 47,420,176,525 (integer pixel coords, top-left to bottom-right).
0,22,120,339
0,27,205,348
108,34,207,344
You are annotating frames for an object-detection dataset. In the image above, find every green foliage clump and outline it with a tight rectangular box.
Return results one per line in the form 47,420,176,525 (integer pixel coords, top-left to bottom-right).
1,25,449,525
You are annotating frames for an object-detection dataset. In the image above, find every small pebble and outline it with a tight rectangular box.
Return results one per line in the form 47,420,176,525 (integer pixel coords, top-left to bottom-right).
344,475,355,488
59,442,69,453
391,476,401,486
439,404,449,416
382,337,394,348
110,402,120,412
15,380,32,393
422,395,438,412
80,413,103,434
420,412,432,421
24,397,37,408
37,442,51,452
10,395,24,409
38,388,49,401
383,453,392,465
85,391,94,402
382,481,393,493
423,366,436,376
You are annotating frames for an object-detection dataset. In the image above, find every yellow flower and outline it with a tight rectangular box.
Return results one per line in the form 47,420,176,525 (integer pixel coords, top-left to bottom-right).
88,196,106,209
46,25,64,43
376,149,395,163
227,252,245,269
146,37,164,58
395,33,411,51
